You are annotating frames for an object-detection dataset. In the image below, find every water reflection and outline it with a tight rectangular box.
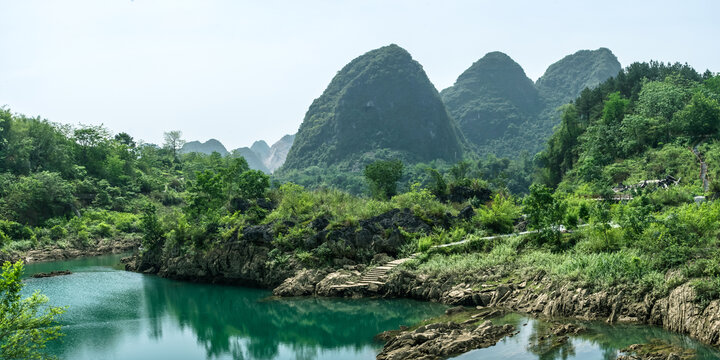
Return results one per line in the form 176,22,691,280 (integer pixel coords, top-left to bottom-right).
23,254,446,360
23,255,720,360
140,275,445,359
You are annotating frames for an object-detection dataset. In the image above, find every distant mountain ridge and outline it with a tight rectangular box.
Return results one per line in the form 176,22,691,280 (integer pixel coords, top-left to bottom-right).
180,136,295,173
180,139,229,156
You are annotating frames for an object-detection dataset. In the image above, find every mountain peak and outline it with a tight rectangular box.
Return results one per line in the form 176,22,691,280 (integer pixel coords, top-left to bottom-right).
536,47,622,108
282,44,462,171
441,51,541,148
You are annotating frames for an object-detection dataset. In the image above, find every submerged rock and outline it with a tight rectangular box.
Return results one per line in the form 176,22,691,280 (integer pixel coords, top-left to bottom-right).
617,340,696,360
31,270,72,278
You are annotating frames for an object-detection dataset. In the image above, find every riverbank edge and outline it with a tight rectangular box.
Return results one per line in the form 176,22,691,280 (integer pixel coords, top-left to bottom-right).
124,246,720,358
2,237,139,264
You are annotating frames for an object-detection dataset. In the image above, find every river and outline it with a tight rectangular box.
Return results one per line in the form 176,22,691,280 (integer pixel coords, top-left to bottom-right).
22,254,720,360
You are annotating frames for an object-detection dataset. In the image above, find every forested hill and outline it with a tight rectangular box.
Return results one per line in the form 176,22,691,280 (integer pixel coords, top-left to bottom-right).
440,51,542,150
536,48,622,110
440,48,621,159
538,61,720,191
281,44,463,171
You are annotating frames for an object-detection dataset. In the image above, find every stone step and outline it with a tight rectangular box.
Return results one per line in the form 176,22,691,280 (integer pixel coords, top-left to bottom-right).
357,280,384,285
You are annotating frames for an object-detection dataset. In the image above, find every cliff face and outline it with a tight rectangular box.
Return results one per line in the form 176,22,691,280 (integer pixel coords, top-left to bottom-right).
282,44,463,171
265,134,295,172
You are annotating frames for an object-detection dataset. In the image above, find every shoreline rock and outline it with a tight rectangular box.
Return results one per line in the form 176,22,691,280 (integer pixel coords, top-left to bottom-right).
4,238,140,264
377,320,515,360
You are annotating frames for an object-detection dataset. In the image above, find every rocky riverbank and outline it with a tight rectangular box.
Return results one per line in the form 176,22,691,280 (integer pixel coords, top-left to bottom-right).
2,237,139,264
123,206,720,357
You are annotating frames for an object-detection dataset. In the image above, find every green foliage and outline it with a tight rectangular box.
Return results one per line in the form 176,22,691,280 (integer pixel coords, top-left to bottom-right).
282,44,462,171
364,160,404,200
475,194,521,234
524,184,566,248
2,172,74,226
692,277,720,309
0,231,8,247
49,226,67,240
0,260,65,360
140,203,163,251
236,170,270,199
539,61,703,187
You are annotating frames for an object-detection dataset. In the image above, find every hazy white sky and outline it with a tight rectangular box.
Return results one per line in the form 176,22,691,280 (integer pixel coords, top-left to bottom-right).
1,1,718,149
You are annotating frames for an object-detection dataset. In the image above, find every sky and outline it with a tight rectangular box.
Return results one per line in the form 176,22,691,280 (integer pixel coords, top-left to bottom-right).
1,1,718,150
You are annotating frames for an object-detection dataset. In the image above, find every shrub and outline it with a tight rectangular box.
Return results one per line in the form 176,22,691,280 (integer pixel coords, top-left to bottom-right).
91,222,113,238
693,277,720,309
475,194,521,234
50,225,67,240
0,230,9,246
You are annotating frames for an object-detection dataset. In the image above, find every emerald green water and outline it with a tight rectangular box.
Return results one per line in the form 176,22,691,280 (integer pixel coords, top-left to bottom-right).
22,254,447,360
22,255,720,359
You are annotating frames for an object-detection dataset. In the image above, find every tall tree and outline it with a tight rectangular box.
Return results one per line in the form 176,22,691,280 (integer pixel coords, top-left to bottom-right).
163,131,185,160
364,160,403,200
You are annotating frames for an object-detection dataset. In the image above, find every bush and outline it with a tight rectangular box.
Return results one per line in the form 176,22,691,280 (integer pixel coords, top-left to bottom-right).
693,277,720,309
91,222,113,238
0,230,9,246
50,225,68,240
475,194,521,234
0,220,35,241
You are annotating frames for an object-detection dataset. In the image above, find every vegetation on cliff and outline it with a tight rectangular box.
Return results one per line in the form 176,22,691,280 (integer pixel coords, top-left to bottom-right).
281,44,463,172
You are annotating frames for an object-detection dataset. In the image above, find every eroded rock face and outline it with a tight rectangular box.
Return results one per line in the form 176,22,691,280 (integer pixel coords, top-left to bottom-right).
377,320,515,360
383,270,720,348
272,269,329,297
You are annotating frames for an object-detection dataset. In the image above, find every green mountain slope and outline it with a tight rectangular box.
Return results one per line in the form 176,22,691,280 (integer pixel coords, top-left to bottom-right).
440,51,541,148
440,48,621,159
231,147,270,174
282,44,463,171
536,48,622,110
538,61,718,190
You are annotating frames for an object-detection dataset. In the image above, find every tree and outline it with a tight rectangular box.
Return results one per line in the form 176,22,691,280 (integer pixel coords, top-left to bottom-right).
364,160,403,200
524,184,566,249
3,172,74,226
140,203,163,251
673,91,720,140
0,260,65,360
236,170,270,200
163,131,185,160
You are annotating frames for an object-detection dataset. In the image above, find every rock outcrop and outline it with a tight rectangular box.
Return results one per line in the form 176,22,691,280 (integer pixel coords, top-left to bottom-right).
617,341,696,360
382,270,720,347
377,320,515,360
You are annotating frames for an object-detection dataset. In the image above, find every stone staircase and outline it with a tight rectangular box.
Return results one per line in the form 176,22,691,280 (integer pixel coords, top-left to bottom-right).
357,255,418,287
